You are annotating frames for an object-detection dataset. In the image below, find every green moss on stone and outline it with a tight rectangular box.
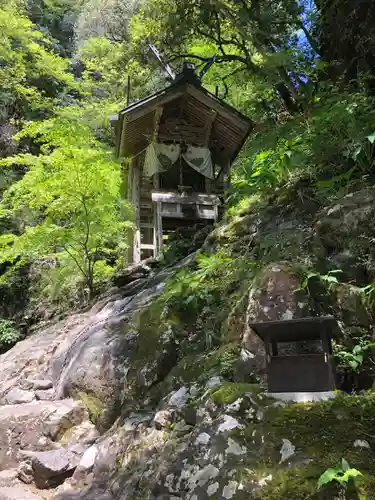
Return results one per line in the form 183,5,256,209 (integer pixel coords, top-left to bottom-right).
158,342,242,395
212,382,261,404
234,393,375,499
258,465,331,500
78,391,104,425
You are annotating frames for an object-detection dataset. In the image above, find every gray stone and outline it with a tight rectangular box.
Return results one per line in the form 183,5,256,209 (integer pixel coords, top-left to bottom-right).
17,461,33,485
279,438,295,463
226,438,247,456
43,402,86,441
0,486,42,499
354,439,371,449
0,399,86,470
29,448,81,489
5,389,35,405
34,389,54,401
222,480,238,499
78,445,98,471
0,470,18,486
153,410,174,430
73,445,99,482
61,421,99,446
28,379,53,391
205,376,222,389
196,433,211,445
207,482,219,496
217,415,243,433
168,387,189,408
18,380,33,391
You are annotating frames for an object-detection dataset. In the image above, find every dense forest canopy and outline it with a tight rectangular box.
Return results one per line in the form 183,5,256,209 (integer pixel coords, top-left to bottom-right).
0,0,375,346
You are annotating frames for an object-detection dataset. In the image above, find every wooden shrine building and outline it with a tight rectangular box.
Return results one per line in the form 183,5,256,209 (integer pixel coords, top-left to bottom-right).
112,63,253,263
249,316,341,394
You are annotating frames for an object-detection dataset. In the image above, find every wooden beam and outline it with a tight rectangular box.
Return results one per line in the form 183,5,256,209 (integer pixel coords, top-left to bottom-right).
153,173,163,259
204,110,217,147
151,191,221,205
186,84,250,131
132,157,141,263
122,90,184,123
153,106,163,142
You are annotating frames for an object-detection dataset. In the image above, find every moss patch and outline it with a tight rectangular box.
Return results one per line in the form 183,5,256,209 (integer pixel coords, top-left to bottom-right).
235,393,375,499
160,342,242,389
263,393,375,469
211,382,261,405
258,465,335,500
78,391,104,426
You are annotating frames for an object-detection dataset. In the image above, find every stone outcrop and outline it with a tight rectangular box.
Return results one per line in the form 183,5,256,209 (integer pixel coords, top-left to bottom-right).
0,190,374,498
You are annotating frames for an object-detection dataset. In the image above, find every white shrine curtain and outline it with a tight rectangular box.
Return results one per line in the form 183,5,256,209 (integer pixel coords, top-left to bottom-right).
143,142,214,179
183,146,213,179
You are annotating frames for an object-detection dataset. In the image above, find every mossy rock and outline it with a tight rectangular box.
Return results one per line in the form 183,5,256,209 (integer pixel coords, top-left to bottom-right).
78,391,106,430
161,342,242,390
211,382,262,405
233,393,375,499
258,465,336,500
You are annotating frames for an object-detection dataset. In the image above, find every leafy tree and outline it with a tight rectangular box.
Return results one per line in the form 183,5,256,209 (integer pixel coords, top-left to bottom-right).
74,0,141,49
131,0,316,112
0,1,75,123
0,115,133,299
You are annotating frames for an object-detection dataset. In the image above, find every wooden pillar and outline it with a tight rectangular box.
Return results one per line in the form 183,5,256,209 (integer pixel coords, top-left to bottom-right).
128,158,141,264
271,340,278,357
264,334,272,365
153,173,163,258
320,325,336,390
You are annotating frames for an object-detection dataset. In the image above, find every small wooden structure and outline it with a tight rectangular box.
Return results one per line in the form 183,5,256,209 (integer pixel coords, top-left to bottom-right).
250,316,341,393
112,63,253,263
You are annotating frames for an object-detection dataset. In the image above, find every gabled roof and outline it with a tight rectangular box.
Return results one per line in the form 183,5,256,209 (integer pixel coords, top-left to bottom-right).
113,79,254,169
250,316,341,343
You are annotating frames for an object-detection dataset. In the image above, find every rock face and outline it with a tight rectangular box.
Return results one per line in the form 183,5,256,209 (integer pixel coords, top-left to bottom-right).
26,449,83,489
0,255,196,497
0,400,86,470
315,188,375,280
315,188,375,252
1,190,375,499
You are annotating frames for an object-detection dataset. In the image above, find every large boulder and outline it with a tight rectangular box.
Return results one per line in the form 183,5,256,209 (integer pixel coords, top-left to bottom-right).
0,256,193,433
315,188,375,280
243,262,308,376
246,262,307,324
0,400,86,470
22,448,83,489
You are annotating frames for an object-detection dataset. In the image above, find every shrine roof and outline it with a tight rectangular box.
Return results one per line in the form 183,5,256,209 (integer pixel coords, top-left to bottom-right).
112,80,254,169
249,316,342,343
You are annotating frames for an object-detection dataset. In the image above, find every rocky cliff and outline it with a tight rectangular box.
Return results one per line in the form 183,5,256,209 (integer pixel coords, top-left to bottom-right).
0,188,375,500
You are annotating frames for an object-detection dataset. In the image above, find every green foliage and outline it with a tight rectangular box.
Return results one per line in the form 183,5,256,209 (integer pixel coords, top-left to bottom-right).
0,115,133,299
297,269,343,295
231,89,375,205
317,458,362,490
164,250,233,310
0,319,21,347
0,2,75,121
334,337,375,374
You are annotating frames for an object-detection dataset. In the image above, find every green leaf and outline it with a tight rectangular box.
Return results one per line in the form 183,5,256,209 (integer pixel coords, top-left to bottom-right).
338,468,363,485
367,133,375,143
317,468,341,489
325,275,338,284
